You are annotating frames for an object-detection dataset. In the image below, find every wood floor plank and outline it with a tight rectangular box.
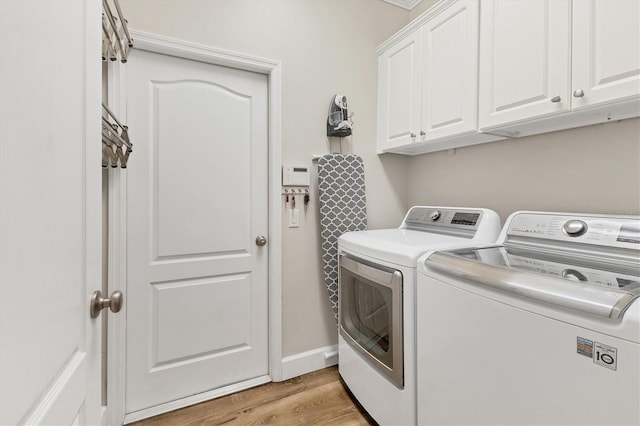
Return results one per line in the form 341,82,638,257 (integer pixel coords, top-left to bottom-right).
130,377,306,426
130,367,376,426
297,366,345,390
206,380,354,425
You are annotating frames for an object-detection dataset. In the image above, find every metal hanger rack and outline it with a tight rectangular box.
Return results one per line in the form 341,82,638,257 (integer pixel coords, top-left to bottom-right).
102,0,133,63
102,0,133,168
102,104,132,168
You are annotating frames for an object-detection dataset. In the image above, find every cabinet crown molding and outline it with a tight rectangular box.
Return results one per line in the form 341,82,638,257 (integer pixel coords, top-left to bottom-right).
376,0,459,54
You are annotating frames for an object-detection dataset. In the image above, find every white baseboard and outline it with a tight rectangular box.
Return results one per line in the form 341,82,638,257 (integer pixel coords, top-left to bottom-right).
279,344,339,381
123,375,271,424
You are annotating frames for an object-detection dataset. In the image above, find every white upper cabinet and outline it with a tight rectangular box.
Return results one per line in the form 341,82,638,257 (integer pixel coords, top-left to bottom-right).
420,0,479,141
377,31,422,152
478,0,571,130
377,0,639,155
378,0,502,154
572,0,640,110
479,0,639,136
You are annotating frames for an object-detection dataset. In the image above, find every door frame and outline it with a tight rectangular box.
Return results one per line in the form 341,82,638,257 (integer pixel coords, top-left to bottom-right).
106,30,282,425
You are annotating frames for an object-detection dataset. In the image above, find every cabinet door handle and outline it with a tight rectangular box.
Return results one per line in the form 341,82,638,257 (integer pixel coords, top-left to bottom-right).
573,89,585,98
550,95,561,103
410,133,416,138
420,131,426,136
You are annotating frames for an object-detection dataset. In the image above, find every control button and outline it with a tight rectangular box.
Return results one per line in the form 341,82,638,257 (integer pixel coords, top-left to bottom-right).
562,269,588,282
430,210,441,221
562,220,588,237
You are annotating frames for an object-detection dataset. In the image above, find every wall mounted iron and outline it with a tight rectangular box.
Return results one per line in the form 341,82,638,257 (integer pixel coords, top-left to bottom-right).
327,95,352,137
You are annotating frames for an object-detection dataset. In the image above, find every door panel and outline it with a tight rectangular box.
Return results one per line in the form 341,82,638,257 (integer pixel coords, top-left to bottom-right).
377,31,421,152
421,0,479,140
126,49,269,413
151,274,252,365
0,1,101,425
479,0,571,129
572,0,640,109
153,81,252,259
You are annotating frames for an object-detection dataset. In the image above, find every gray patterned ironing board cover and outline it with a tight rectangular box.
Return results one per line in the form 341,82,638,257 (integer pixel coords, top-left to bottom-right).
317,154,367,321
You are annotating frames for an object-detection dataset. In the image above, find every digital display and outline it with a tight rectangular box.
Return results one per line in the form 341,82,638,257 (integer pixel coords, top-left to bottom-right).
293,167,308,173
451,212,480,226
617,224,640,244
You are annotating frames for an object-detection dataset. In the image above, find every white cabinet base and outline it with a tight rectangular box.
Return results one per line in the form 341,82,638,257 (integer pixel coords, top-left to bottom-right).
485,99,640,139
383,131,505,155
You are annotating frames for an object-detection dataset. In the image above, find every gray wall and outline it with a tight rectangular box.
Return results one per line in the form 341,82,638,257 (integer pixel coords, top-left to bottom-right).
408,118,640,222
120,0,411,357
410,0,438,19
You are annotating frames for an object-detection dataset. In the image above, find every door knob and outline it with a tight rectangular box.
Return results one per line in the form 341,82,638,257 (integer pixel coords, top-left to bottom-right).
255,235,267,246
90,290,123,318
573,89,585,98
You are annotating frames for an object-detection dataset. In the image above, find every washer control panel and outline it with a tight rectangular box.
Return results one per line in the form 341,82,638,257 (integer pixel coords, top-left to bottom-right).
506,213,640,250
506,251,639,291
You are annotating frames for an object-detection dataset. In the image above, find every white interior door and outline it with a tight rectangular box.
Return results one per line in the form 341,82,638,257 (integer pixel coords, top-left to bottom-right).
0,1,101,425
125,48,269,414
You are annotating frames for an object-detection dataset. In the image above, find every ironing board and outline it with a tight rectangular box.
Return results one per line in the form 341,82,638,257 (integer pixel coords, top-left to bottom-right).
317,154,367,320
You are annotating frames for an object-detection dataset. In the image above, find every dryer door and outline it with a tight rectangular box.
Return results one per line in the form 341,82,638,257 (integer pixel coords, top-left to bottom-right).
339,254,403,388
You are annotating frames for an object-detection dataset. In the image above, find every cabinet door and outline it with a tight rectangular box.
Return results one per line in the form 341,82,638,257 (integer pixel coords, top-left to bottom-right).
478,0,571,130
377,31,421,152
572,0,640,110
420,0,479,141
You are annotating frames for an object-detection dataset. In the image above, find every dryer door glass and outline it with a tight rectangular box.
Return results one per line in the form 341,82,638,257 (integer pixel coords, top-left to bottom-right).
346,278,392,361
339,255,403,388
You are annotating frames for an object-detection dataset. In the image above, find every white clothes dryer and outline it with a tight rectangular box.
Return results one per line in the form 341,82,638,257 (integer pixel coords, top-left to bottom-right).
417,211,640,425
337,206,501,425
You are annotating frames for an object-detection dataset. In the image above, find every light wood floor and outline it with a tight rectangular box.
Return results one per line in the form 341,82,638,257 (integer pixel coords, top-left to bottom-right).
130,367,376,426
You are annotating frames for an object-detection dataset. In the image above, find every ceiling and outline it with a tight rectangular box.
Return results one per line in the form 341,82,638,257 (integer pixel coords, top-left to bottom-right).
382,0,424,10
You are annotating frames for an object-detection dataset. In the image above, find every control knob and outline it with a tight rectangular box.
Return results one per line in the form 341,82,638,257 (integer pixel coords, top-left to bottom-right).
562,220,588,237
430,210,441,221
562,269,588,282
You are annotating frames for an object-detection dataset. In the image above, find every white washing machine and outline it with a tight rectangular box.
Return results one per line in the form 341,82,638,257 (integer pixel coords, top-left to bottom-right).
337,206,501,425
417,211,640,425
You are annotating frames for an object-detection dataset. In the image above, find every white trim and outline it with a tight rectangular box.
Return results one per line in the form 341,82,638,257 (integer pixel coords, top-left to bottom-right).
280,345,339,381
122,375,271,424
376,0,457,54
106,59,129,426
267,56,284,382
383,0,424,10
106,29,283,417
130,30,282,74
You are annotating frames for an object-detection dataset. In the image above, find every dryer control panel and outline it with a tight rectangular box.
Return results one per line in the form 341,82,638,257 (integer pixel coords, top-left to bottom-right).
405,207,480,229
401,206,501,241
